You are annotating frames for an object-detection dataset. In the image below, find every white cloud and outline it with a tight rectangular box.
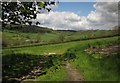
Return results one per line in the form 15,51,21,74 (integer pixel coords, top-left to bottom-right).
35,11,84,30
35,2,118,30
86,2,118,29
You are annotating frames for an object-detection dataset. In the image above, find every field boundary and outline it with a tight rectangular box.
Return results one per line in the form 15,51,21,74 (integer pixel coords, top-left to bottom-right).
3,35,119,49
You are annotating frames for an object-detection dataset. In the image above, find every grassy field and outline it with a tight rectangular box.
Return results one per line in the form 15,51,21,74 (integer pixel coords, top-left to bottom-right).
35,36,120,81
69,36,120,81
2,36,120,82
3,28,119,48
2,25,120,82
3,36,119,55
35,66,67,81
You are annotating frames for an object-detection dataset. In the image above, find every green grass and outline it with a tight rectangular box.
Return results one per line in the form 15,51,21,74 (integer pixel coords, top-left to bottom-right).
36,37,120,81
35,36,119,81
3,29,119,47
3,30,57,44
35,66,67,81
3,36,119,55
2,53,67,82
3,36,120,81
72,52,120,81
66,30,118,41
67,36,120,81
3,43,75,55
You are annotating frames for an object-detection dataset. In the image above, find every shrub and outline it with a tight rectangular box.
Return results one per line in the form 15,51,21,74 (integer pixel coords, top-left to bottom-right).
63,50,76,61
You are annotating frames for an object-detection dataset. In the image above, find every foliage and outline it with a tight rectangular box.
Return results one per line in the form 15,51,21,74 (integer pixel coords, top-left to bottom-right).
4,24,52,33
35,66,67,81
62,49,76,61
2,53,66,82
1,1,56,26
58,33,65,42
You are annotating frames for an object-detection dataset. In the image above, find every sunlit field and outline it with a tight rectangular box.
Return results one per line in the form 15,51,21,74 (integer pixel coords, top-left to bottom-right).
1,1,119,83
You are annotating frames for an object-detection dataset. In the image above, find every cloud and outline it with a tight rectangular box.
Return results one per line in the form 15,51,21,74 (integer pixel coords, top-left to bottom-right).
35,2,118,30
35,11,84,30
86,2,118,29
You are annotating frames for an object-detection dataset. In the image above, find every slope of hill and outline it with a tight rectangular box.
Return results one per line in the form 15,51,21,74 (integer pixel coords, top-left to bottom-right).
3,24,53,33
2,24,120,48
2,36,120,82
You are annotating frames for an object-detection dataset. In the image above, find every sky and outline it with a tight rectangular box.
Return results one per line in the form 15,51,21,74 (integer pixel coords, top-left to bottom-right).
53,2,96,16
34,1,118,30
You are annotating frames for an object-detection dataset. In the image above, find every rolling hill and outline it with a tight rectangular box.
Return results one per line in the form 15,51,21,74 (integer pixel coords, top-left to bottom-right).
2,24,119,48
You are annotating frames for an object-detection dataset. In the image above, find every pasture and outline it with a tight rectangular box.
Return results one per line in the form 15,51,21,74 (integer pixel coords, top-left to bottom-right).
2,36,120,82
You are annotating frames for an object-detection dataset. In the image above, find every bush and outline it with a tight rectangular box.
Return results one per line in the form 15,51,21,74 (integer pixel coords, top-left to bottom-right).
63,50,76,61
2,37,11,47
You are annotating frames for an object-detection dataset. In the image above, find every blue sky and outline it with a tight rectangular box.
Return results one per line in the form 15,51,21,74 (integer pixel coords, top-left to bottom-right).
53,2,96,16
36,2,117,30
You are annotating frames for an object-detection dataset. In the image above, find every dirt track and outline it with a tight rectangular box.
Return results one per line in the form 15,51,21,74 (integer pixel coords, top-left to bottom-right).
65,62,84,81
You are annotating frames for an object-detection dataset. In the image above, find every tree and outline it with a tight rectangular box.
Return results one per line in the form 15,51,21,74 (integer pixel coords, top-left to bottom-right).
36,34,41,43
58,33,65,42
112,26,119,34
1,1,56,27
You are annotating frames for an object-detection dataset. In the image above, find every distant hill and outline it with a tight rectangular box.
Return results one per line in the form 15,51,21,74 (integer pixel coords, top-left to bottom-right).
3,24,53,33
56,30,77,32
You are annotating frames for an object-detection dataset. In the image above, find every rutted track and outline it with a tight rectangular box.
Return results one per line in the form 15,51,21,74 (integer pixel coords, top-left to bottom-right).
65,62,84,81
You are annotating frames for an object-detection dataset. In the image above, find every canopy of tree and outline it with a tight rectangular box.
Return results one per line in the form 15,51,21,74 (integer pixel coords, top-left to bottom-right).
1,1,56,26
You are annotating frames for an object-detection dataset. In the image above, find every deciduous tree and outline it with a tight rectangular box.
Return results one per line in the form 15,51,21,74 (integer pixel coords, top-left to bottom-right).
1,1,56,27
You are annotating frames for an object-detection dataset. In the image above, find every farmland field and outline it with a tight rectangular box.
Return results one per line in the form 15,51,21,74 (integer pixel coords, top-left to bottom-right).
3,26,119,48
3,36,119,55
1,1,120,83
2,35,120,82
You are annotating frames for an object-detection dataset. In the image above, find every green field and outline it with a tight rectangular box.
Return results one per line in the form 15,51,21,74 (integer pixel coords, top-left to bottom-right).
3,36,119,55
2,24,120,82
2,2,120,82
2,35,120,82
3,25,119,48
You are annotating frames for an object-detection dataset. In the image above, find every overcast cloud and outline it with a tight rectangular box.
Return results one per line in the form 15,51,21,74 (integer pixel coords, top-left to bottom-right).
34,2,118,30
